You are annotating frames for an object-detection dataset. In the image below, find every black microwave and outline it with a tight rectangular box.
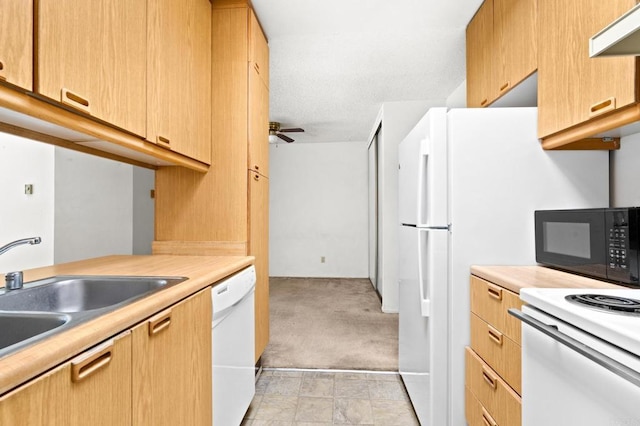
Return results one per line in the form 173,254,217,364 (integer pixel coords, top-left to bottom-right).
535,208,640,286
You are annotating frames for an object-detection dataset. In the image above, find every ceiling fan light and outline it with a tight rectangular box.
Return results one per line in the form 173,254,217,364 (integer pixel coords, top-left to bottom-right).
268,134,279,144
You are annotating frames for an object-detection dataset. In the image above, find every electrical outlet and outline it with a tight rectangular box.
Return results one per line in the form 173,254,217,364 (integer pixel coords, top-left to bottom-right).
24,184,33,195
321,256,326,263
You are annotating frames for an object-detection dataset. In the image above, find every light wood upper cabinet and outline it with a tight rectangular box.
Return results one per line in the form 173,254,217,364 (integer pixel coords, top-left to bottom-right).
538,0,638,143
248,9,270,175
249,9,269,88
466,0,495,108
147,0,212,164
155,0,270,362
466,0,537,107
0,0,32,91
248,68,269,175
493,0,536,97
132,288,212,426
249,170,269,361
0,332,132,426
36,0,146,137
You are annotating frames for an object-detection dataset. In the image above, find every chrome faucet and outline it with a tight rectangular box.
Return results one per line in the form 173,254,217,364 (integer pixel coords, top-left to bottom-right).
1,237,42,291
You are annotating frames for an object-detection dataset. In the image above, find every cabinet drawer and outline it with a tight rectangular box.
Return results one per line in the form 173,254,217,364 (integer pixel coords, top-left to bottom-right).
470,313,521,395
470,276,522,344
466,386,499,426
466,347,521,426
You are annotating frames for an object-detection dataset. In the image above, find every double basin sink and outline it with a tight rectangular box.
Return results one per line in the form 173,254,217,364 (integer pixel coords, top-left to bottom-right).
0,275,186,358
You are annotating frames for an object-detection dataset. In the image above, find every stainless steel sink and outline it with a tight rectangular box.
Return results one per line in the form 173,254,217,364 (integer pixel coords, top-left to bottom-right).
0,275,187,358
0,312,69,353
0,276,187,313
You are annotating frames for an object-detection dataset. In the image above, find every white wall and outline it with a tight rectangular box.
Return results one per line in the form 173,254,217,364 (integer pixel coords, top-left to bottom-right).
54,148,134,263
0,133,55,273
611,131,640,207
369,100,442,312
269,141,368,278
132,167,155,255
446,80,467,107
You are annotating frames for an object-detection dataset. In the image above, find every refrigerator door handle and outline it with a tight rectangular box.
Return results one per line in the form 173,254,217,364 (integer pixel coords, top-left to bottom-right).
417,228,431,317
416,137,429,227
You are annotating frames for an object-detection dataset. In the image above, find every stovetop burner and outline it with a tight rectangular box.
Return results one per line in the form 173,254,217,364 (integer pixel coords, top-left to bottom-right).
566,294,640,315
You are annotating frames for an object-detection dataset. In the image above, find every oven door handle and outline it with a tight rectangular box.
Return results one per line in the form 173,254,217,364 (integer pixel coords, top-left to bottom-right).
508,308,640,388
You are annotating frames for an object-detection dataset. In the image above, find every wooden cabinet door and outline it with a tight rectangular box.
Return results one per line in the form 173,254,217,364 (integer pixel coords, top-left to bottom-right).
248,67,270,176
0,0,32,90
132,288,212,426
36,0,146,137
147,0,212,164
466,0,495,107
0,332,132,426
249,170,269,361
538,0,637,139
249,9,269,88
493,0,536,98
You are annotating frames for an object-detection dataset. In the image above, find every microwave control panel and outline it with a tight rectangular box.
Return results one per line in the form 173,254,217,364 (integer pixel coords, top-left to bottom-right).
606,209,638,283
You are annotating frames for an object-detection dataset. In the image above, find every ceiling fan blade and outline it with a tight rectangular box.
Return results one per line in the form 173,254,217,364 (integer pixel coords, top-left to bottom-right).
277,133,295,143
279,128,305,133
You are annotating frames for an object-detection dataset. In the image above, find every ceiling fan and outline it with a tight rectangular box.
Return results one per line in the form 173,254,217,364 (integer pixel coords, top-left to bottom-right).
269,121,304,143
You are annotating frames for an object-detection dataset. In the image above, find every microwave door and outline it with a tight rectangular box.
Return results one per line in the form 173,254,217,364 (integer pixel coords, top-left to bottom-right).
535,210,608,280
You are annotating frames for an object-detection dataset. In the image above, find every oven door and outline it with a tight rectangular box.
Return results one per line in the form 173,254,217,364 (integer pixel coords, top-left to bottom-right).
516,306,640,426
535,209,607,279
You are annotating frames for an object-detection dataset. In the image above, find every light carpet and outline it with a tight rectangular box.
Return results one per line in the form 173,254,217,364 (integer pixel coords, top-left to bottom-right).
262,277,399,371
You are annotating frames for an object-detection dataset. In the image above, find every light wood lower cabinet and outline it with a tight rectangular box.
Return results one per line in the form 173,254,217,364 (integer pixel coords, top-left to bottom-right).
470,276,522,344
132,288,212,426
470,313,521,395
249,170,269,360
0,288,212,426
466,275,522,425
0,332,132,426
466,347,521,426
466,386,498,426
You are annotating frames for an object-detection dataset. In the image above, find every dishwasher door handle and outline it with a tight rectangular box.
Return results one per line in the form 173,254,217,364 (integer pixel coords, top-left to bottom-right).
508,308,640,388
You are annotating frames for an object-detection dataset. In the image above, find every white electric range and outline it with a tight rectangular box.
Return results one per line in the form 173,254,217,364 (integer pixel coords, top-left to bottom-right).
512,288,640,426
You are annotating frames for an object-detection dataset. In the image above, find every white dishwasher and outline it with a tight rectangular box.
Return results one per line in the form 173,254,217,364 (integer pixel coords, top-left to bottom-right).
212,265,256,426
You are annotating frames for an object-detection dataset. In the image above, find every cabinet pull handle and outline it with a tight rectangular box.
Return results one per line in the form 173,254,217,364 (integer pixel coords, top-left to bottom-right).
481,366,497,390
254,173,260,181
148,308,172,336
480,98,488,106
487,324,503,346
61,88,91,114
157,135,171,146
499,81,510,92
0,60,5,80
589,97,616,117
481,407,498,426
254,62,260,74
486,283,502,301
255,164,260,170
71,340,113,382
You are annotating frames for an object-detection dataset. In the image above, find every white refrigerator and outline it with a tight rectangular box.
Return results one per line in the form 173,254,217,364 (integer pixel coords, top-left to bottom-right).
397,107,609,426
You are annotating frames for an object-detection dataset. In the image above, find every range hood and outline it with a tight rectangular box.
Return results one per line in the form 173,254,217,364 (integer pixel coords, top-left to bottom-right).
590,3,640,57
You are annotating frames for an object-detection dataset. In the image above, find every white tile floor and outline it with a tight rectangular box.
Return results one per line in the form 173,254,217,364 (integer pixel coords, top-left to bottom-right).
241,369,419,425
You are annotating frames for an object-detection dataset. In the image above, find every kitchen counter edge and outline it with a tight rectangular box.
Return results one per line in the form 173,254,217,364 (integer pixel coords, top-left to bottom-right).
470,265,627,294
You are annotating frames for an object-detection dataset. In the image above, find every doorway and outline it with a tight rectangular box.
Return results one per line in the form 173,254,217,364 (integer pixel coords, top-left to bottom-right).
368,125,381,296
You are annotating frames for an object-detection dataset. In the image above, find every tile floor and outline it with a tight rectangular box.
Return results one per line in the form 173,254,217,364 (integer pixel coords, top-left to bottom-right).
241,369,419,425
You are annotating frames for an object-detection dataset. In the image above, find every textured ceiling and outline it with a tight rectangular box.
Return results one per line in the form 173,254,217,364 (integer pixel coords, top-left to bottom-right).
251,0,484,143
